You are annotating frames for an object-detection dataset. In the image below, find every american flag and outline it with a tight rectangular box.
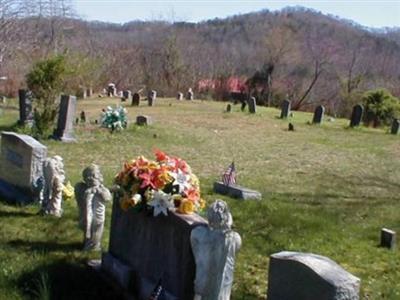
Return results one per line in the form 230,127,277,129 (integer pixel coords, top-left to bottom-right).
222,162,236,186
148,279,163,300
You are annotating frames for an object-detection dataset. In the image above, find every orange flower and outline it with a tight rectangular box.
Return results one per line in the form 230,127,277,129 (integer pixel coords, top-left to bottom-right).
185,187,200,202
154,149,168,162
177,199,195,214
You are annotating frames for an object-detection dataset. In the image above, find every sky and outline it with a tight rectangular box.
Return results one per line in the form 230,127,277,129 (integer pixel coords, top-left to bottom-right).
74,1,400,29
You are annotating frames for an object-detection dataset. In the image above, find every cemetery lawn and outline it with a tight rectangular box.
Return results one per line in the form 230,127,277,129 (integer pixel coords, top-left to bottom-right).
0,98,399,299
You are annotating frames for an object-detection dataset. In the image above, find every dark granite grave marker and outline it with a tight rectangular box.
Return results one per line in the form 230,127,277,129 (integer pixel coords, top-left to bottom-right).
136,115,153,126
148,90,156,106
102,196,207,299
280,99,291,119
380,228,396,250
131,93,140,106
18,89,33,125
248,97,256,114
123,90,131,100
312,105,325,124
54,95,77,142
213,181,261,200
288,123,294,131
349,104,363,127
390,119,399,135
226,104,232,112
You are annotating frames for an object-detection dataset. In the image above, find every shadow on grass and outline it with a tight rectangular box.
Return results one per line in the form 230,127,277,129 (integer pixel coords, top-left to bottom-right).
18,260,123,300
0,209,37,218
8,239,82,253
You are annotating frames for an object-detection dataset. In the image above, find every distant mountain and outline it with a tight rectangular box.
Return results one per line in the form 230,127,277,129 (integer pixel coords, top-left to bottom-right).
2,7,399,115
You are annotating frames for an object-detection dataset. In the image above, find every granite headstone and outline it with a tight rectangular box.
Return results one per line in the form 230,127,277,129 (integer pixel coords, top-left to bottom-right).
349,104,363,127
380,228,396,250
0,132,47,204
177,92,184,101
280,99,291,119
248,97,256,114
18,89,33,125
390,119,399,135
136,115,153,126
313,105,325,124
102,196,207,299
267,251,360,300
131,93,140,106
54,95,77,142
148,90,156,106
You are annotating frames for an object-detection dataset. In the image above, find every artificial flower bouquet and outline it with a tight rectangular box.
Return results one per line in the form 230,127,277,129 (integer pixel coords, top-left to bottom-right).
114,150,205,216
101,106,128,130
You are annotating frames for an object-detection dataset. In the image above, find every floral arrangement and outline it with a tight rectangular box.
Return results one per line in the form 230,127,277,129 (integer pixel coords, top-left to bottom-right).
101,106,128,131
115,150,205,216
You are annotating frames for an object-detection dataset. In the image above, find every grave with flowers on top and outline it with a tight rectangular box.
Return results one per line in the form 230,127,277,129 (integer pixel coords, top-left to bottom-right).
101,150,242,300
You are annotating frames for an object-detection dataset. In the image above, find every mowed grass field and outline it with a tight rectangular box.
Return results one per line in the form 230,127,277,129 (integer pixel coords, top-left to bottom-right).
0,97,399,299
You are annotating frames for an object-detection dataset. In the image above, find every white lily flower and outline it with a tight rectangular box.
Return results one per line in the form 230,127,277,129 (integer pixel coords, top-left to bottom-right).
148,191,173,217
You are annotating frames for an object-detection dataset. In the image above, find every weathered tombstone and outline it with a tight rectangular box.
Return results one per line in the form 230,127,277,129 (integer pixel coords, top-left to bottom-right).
226,104,232,113
213,181,261,200
80,111,86,123
131,93,140,106
136,115,153,126
240,100,246,111
122,90,131,101
102,196,207,299
0,132,47,204
18,89,33,125
288,123,294,131
267,251,360,300
177,92,183,100
380,228,396,250
349,104,363,127
87,88,93,98
280,99,291,119
53,95,77,142
312,105,325,124
186,88,194,100
77,87,87,99
107,83,116,97
390,119,400,135
248,97,256,114
148,90,156,106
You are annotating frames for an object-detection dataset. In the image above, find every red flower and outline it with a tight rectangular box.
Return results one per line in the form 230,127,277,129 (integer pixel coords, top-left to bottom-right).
154,149,168,162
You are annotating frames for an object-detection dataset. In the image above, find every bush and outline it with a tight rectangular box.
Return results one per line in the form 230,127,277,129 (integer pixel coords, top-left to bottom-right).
26,55,67,138
362,89,400,127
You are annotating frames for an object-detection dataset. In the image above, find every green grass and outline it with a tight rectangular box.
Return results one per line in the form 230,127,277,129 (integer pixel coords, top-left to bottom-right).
1,98,400,299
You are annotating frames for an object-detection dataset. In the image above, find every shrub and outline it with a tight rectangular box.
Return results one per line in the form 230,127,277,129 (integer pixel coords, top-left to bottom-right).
26,55,67,138
362,89,400,127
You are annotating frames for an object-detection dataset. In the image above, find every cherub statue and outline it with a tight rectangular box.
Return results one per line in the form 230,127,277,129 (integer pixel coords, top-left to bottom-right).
190,200,241,300
41,155,66,217
75,164,111,250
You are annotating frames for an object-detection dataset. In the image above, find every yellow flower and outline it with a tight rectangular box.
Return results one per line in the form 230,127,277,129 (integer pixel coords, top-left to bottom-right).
198,198,206,210
177,199,195,214
62,181,74,200
120,197,131,211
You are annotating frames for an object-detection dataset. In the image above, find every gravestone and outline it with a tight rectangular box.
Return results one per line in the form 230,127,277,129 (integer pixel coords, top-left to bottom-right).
280,99,291,119
0,132,47,204
102,197,207,299
107,83,116,97
177,92,183,100
136,115,153,126
390,119,399,135
80,111,86,123
288,123,294,131
18,89,33,125
186,88,194,100
349,104,363,127
380,228,396,250
54,95,77,142
213,181,261,200
78,87,87,99
248,97,256,114
131,93,140,106
87,88,93,98
122,90,131,101
226,104,231,113
267,251,360,300
148,90,156,106
313,105,325,124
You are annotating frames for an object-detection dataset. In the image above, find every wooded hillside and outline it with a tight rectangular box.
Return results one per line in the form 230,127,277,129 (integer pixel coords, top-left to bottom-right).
1,4,400,116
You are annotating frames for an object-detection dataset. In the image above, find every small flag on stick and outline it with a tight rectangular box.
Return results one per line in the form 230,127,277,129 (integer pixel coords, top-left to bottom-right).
148,279,163,300
222,162,236,186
